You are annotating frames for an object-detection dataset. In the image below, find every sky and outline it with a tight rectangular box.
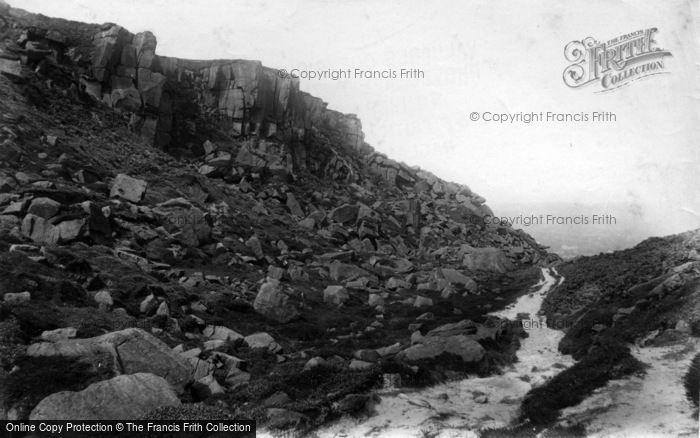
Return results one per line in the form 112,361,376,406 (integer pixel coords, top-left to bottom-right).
11,0,700,242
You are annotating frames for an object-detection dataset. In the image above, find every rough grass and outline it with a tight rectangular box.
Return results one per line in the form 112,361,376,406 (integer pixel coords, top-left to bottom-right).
1,354,115,420
0,317,25,370
1,301,136,338
227,363,381,430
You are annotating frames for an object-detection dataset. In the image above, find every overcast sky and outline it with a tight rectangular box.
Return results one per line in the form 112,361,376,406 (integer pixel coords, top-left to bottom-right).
12,0,700,238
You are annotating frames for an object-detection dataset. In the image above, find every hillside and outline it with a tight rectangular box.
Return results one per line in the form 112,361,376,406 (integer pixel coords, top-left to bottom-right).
519,229,700,427
0,3,558,431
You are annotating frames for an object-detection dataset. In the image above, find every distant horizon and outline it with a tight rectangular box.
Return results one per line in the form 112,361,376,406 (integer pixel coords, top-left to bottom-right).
495,200,698,257
10,0,700,249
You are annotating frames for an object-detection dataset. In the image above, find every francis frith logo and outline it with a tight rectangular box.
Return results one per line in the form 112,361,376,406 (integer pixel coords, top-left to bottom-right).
563,28,672,91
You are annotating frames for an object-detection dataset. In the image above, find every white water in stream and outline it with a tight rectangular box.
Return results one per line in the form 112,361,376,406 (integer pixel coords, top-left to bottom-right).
315,267,576,437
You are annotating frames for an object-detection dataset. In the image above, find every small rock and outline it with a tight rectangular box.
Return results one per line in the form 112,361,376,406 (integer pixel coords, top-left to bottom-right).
267,265,285,280
245,235,264,259
225,371,251,389
3,291,31,304
203,325,243,342
286,193,304,217
244,332,282,353
45,135,58,146
368,293,384,307
334,393,379,416
192,374,225,400
203,339,226,351
675,320,690,333
304,356,327,370
591,323,607,333
94,290,113,310
155,301,169,316
40,327,77,342
203,140,217,155
298,217,315,229
266,408,305,430
262,391,291,408
407,321,423,331
416,312,434,321
376,343,402,357
410,331,424,345
140,294,156,314
348,359,373,370
413,296,433,308
353,349,380,362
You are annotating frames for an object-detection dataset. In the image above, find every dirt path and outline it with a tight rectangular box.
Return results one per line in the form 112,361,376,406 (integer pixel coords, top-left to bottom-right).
558,339,699,437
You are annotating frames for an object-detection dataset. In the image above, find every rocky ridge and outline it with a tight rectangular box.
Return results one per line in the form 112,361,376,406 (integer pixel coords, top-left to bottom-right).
0,3,558,432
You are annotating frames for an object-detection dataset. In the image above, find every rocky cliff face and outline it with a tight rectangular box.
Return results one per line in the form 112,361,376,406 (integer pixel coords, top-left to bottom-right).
0,4,558,430
35,18,367,163
87,25,367,155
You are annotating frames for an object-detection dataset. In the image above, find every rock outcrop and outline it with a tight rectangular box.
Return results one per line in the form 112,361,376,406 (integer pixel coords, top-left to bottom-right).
27,328,192,392
29,373,181,420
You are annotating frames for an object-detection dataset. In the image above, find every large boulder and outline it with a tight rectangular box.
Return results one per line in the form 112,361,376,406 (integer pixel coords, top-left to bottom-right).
462,247,513,273
110,174,147,203
253,279,299,323
26,328,192,392
235,139,291,174
427,319,499,341
27,197,61,219
329,261,370,282
399,335,484,363
323,286,349,306
398,319,497,365
21,214,86,244
330,204,359,224
0,58,22,79
436,268,476,288
152,198,211,247
30,373,180,420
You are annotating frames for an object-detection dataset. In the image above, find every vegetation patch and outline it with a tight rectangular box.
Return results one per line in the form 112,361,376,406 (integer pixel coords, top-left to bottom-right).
1,354,115,420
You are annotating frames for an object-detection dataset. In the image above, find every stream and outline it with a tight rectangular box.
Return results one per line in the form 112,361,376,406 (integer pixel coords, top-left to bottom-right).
316,267,576,437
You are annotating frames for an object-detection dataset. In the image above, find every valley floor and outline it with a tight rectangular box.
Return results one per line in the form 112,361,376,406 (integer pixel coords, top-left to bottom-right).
291,269,576,437
259,269,699,438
